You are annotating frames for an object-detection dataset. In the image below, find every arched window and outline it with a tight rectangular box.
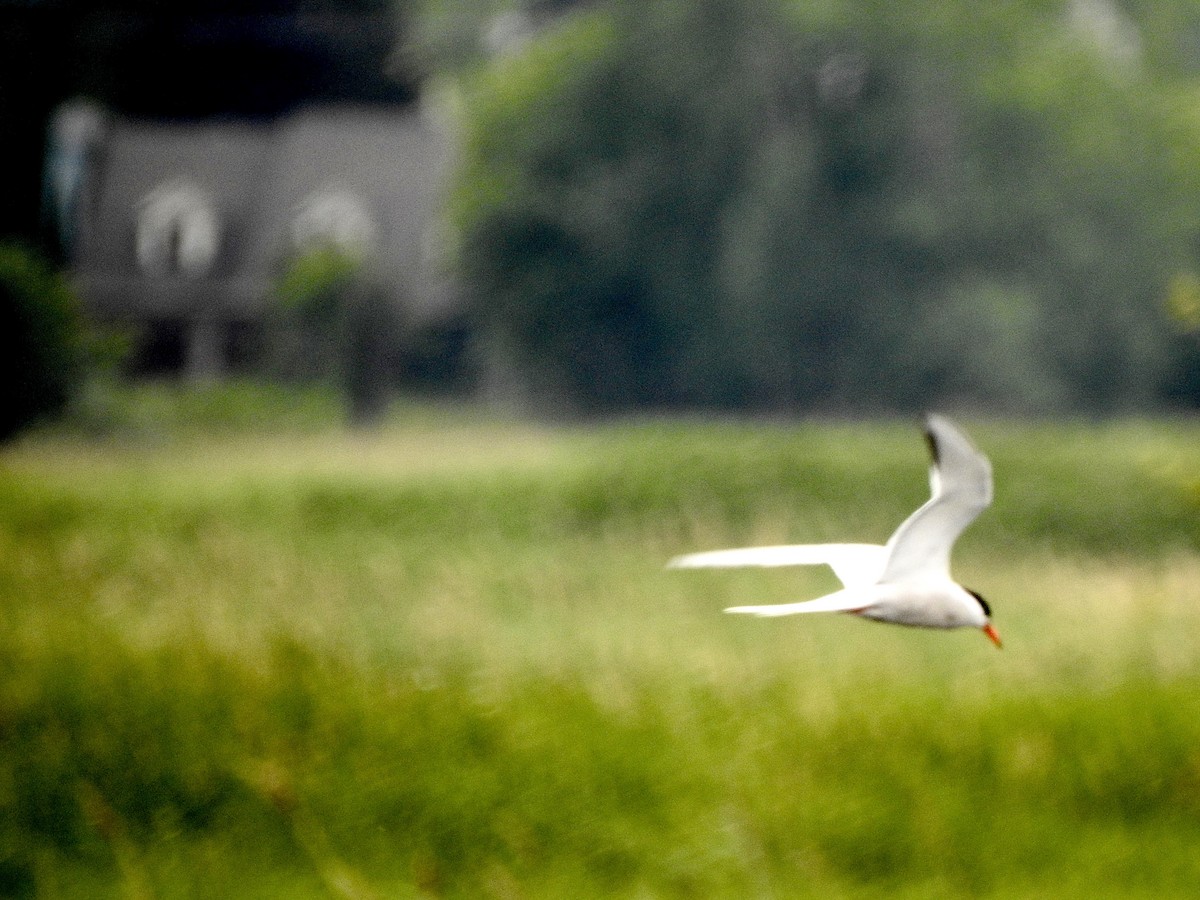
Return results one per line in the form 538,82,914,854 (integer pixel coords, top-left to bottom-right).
135,180,221,277
288,188,376,260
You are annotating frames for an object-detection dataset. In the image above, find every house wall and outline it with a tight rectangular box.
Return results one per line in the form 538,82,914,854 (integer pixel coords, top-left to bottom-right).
56,101,462,382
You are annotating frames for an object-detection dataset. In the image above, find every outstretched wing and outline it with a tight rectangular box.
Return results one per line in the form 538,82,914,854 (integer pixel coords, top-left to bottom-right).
725,587,874,617
880,414,992,582
667,543,888,589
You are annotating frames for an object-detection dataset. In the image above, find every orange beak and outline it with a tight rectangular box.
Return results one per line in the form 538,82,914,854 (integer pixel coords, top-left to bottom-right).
982,622,1003,649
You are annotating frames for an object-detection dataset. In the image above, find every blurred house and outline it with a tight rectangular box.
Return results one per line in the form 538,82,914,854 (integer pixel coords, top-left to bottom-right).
46,99,462,382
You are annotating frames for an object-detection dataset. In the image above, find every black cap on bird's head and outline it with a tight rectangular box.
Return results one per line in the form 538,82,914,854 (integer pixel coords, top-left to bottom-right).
966,588,990,617
966,588,1002,649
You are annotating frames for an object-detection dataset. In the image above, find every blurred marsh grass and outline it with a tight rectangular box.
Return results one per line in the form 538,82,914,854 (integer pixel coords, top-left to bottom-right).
3,385,1200,896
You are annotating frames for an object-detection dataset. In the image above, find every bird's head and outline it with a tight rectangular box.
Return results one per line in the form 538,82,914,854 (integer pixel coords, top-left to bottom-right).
967,588,1002,649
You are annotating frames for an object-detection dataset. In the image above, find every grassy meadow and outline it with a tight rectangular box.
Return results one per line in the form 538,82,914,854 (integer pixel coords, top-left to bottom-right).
4,385,1200,897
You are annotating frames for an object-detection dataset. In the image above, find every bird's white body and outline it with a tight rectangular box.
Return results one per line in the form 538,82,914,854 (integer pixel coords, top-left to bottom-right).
668,415,1001,647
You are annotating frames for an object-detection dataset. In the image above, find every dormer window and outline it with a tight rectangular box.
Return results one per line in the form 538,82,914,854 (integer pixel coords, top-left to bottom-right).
135,180,221,277
289,188,376,260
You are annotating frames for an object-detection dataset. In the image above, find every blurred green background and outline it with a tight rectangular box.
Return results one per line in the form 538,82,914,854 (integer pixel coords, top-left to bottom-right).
4,386,1200,896
6,1,1200,896
10,0,1200,414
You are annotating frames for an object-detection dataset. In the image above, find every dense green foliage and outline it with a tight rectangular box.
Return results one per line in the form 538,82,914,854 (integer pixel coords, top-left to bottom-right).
439,0,1200,414
3,389,1200,895
0,243,84,441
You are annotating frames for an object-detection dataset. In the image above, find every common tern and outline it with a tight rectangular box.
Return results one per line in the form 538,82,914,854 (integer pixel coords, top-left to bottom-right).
668,415,1001,648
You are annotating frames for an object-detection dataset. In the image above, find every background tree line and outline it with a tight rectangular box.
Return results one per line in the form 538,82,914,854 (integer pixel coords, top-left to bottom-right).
414,0,1200,414
8,0,1200,430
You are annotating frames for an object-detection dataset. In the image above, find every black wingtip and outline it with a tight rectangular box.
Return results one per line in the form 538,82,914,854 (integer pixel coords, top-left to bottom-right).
923,415,941,467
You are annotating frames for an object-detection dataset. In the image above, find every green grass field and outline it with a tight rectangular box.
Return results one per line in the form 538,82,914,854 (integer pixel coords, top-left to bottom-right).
4,386,1200,897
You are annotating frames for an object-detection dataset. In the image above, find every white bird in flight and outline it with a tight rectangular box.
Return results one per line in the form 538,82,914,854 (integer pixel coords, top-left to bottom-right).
668,414,1002,648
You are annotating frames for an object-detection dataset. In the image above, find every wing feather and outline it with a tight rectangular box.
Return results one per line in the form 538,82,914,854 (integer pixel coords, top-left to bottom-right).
880,414,992,581
667,543,887,588
725,588,872,617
